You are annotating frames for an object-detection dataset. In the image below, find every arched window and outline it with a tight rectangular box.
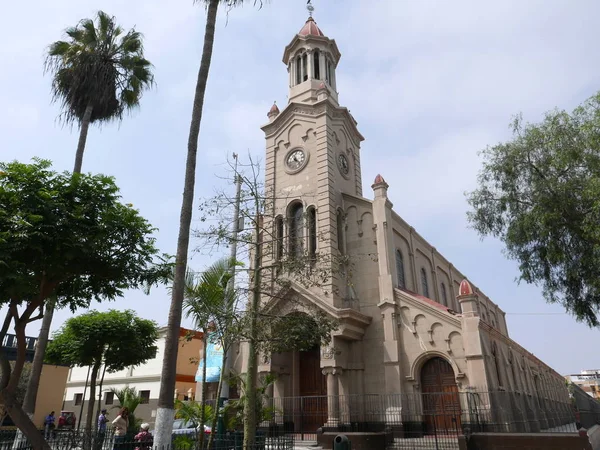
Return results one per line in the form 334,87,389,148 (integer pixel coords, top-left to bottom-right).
508,351,518,390
302,54,308,81
337,210,344,253
313,50,320,80
307,206,317,260
295,55,302,85
275,216,284,261
420,268,429,298
395,250,406,289
440,282,448,306
492,342,503,388
289,203,304,258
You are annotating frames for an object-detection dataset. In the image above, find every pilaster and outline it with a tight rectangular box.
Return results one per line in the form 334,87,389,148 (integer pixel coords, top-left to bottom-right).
373,175,403,396
457,279,489,390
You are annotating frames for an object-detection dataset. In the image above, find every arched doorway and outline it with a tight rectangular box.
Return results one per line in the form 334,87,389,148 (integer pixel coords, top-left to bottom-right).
421,357,462,433
298,345,327,432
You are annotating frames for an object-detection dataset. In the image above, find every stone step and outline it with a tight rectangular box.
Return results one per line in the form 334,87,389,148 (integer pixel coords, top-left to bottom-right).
292,440,322,449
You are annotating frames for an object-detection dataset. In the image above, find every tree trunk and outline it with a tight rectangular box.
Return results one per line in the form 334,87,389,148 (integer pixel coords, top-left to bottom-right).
85,362,101,435
198,331,208,450
2,390,50,450
73,104,93,174
21,98,90,426
153,0,220,448
7,316,50,450
22,298,56,418
94,364,108,432
207,348,227,450
243,213,262,450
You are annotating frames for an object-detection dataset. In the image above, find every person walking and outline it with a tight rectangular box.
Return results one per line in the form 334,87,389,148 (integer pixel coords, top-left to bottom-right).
43,411,55,440
111,407,129,450
95,409,108,450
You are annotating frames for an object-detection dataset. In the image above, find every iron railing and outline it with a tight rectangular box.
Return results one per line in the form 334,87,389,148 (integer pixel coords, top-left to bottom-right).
1,429,294,450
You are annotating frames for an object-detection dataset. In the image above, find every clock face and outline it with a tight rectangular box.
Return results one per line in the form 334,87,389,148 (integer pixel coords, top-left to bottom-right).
286,149,306,171
338,154,350,175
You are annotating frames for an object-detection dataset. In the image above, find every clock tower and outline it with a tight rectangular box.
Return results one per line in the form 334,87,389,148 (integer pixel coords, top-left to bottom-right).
260,12,364,308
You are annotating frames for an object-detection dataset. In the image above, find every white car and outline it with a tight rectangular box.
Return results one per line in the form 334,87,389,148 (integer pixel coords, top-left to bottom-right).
171,419,212,436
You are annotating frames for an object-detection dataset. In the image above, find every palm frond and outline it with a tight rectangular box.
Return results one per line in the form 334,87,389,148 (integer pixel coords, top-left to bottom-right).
45,10,154,127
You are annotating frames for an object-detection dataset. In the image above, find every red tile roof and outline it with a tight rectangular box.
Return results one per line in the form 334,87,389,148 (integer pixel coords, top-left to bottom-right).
398,287,458,314
299,17,325,37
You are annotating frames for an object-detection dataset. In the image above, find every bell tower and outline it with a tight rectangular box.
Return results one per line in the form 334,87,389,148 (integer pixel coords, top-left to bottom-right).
261,8,364,307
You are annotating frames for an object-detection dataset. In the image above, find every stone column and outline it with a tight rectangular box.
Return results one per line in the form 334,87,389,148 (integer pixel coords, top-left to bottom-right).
323,367,340,427
319,52,326,81
306,50,313,81
338,370,350,425
273,374,287,425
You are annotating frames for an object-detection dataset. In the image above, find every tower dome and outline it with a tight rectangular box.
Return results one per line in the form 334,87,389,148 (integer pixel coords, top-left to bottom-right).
282,12,341,105
298,17,325,37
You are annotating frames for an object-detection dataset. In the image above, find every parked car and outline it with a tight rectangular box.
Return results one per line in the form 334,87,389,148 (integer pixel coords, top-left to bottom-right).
172,419,211,436
57,411,77,430
149,419,211,437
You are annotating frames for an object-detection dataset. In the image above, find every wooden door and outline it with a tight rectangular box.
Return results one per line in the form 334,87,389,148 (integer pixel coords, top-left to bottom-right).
421,357,462,434
298,347,327,432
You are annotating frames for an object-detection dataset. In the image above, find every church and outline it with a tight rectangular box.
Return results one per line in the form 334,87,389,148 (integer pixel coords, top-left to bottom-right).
230,12,573,440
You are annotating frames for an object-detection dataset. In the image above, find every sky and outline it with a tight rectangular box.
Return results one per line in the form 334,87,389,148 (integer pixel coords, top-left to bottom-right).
1,0,599,376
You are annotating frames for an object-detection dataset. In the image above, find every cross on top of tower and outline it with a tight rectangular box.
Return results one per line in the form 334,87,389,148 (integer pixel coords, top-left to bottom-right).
307,0,315,18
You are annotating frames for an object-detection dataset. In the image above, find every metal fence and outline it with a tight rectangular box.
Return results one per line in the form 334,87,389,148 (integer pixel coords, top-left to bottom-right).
570,382,600,429
253,390,584,448
4,388,598,450
0,429,294,450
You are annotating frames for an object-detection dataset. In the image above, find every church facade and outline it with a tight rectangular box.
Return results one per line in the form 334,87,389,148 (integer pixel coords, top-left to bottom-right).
231,15,572,436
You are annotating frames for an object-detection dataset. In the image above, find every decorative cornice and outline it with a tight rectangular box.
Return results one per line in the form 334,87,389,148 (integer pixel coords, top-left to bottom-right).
66,374,162,387
261,99,364,147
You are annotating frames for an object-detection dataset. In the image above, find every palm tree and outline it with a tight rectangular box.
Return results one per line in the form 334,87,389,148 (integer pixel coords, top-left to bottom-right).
175,399,215,447
45,10,154,173
110,386,144,434
21,11,154,427
154,1,263,448
182,259,235,450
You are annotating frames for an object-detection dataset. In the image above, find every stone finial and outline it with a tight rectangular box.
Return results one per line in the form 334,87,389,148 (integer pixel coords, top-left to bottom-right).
267,102,280,121
459,279,474,297
458,279,478,317
373,174,386,185
371,174,389,199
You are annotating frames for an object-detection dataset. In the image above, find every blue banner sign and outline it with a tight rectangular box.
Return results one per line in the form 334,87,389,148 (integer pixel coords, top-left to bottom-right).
195,335,223,383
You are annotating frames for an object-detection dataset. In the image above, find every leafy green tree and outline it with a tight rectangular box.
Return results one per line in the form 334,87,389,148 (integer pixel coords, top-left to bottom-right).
45,10,154,173
467,92,600,327
45,310,159,435
0,159,166,449
155,1,265,448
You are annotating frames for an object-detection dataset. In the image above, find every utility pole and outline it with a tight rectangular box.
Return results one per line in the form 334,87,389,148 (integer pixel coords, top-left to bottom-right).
217,153,242,435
